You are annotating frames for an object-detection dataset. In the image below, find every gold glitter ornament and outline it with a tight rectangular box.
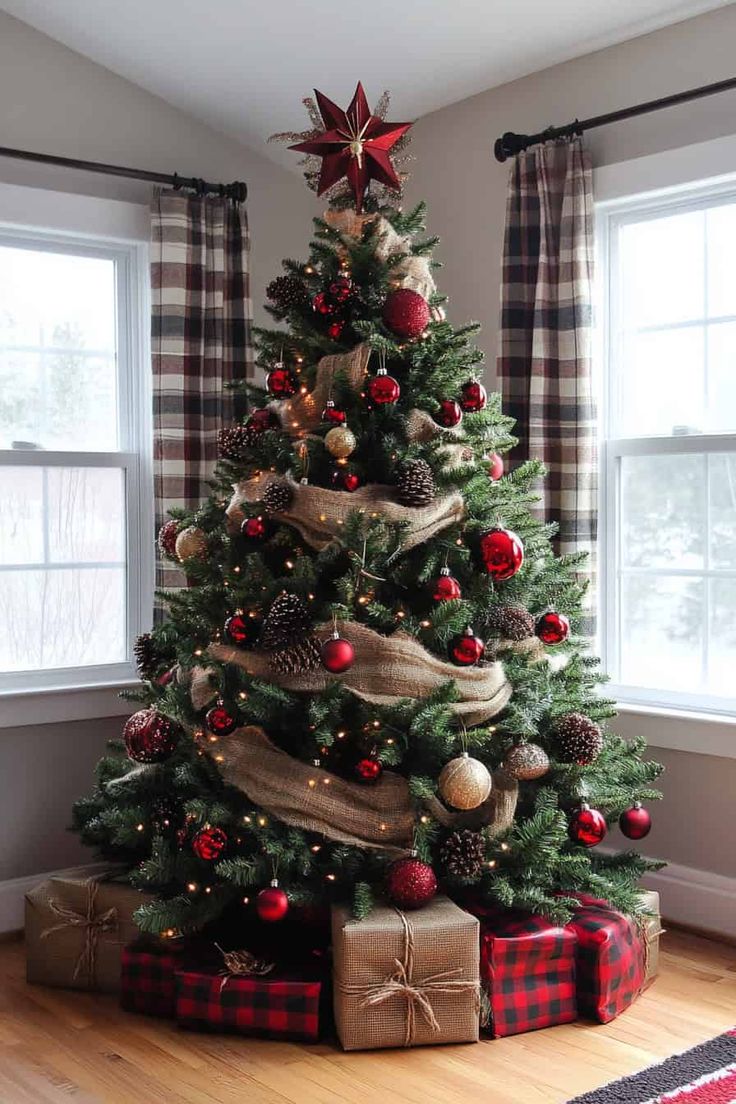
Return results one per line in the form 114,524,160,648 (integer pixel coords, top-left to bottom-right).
175,525,208,563
503,742,550,781
438,752,492,811
325,426,356,459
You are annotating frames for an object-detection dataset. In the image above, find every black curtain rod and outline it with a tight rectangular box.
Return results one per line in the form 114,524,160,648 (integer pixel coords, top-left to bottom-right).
494,74,736,162
0,144,247,201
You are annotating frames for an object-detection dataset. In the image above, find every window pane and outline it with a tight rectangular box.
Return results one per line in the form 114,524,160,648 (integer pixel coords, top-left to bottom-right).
707,321,736,435
619,209,704,329
706,202,736,318
618,326,704,436
619,574,704,693
0,566,126,673
0,466,43,564
47,468,125,563
709,453,736,571
621,454,705,570
709,578,736,698
0,246,118,450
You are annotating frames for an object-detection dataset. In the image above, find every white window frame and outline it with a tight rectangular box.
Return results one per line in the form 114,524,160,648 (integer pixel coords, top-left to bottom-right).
595,139,736,755
0,183,153,727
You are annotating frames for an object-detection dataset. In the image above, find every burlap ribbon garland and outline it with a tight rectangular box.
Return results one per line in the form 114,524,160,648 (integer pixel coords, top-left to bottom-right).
208,619,512,726
41,880,118,985
339,908,480,1047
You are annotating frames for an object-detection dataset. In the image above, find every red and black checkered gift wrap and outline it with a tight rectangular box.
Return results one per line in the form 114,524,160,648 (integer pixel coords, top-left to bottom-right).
474,907,577,1038
566,900,645,1023
175,967,324,1042
120,940,184,1018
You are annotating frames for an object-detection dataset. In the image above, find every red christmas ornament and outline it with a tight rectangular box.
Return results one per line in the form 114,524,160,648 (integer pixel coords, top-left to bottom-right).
536,611,570,646
327,320,344,340
123,709,181,764
256,880,290,923
386,855,438,910
435,399,463,428
241,515,271,543
205,703,238,736
450,627,485,666
331,468,361,492
157,519,180,559
619,802,652,840
266,364,298,397
479,527,524,580
192,826,228,861
321,631,355,674
355,756,383,783
157,667,175,688
487,453,504,481
366,367,401,406
382,288,430,339
312,290,336,316
289,83,411,213
431,567,462,602
224,611,263,648
322,399,346,425
328,275,353,304
569,804,607,848
460,380,487,413
248,407,279,434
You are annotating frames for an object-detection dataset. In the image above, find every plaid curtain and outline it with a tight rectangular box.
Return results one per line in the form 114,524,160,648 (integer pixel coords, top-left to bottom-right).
151,190,252,592
497,138,596,626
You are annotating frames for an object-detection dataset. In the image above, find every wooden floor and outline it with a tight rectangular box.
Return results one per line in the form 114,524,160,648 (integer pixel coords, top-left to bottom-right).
0,930,734,1104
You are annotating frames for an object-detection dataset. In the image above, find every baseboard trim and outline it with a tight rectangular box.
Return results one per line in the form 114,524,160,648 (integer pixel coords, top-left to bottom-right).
642,861,736,940
0,863,109,935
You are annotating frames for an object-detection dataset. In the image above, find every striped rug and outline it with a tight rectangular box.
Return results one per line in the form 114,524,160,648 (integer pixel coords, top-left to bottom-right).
569,1030,736,1103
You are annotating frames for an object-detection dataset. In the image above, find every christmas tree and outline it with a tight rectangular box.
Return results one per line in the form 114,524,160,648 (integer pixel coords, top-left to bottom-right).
73,84,662,937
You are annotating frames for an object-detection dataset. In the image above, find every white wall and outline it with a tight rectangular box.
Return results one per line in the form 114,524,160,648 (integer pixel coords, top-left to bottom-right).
406,3,736,917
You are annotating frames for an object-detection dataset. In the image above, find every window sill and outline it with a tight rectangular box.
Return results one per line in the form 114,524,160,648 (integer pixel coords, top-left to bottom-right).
0,681,139,730
611,699,736,760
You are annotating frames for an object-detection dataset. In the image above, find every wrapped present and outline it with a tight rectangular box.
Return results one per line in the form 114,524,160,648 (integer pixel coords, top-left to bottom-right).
638,889,664,988
567,900,645,1023
332,896,480,1051
25,868,153,993
175,947,324,1041
474,907,577,1038
121,939,187,1018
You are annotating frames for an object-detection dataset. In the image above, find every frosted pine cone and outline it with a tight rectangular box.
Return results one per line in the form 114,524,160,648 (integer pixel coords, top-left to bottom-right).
439,829,486,881
554,713,603,765
396,459,435,507
487,605,535,641
262,478,294,513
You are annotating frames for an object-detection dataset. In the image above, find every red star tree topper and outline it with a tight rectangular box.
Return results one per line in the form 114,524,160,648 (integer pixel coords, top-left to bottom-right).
290,83,411,213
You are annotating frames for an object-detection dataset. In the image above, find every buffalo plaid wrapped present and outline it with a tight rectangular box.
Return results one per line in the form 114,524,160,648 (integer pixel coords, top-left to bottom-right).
121,939,187,1018
473,906,577,1038
175,950,324,1042
567,898,645,1023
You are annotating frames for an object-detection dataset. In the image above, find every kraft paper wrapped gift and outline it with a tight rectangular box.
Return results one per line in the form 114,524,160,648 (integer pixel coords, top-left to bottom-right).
638,888,664,987
25,868,153,993
332,895,480,1051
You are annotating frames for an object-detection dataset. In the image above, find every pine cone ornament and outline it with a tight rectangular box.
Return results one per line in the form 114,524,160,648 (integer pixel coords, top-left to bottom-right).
554,712,604,765
262,478,293,513
487,604,535,641
133,632,159,680
261,593,321,674
266,274,308,311
218,424,255,462
440,829,486,881
396,459,435,507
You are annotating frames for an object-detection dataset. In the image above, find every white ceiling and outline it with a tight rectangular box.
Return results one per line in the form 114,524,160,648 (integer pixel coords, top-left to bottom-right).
1,0,730,169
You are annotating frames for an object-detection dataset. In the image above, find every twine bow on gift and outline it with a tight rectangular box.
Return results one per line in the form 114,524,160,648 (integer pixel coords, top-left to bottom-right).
216,944,274,992
41,880,118,986
340,909,480,1047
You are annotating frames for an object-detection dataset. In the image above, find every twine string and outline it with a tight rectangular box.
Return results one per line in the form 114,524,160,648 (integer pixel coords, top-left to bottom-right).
41,880,118,985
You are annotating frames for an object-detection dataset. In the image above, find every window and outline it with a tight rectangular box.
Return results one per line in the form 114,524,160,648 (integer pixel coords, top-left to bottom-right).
0,227,152,697
598,180,736,716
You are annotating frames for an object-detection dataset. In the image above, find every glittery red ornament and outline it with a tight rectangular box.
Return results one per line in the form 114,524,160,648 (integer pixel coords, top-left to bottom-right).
224,611,263,647
322,399,346,425
536,611,570,646
157,519,180,559
312,290,336,316
431,567,462,601
289,83,411,213
435,399,463,428
487,453,504,481
321,632,355,674
355,756,383,783
460,380,487,412
386,856,438,910
123,709,181,763
619,802,652,840
328,275,353,304
366,368,401,405
266,364,298,397
569,804,607,848
248,407,279,434
478,527,524,580
327,320,344,340
241,515,271,543
192,826,228,861
450,627,485,666
331,468,361,492
256,880,289,922
205,703,238,736
382,288,430,339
